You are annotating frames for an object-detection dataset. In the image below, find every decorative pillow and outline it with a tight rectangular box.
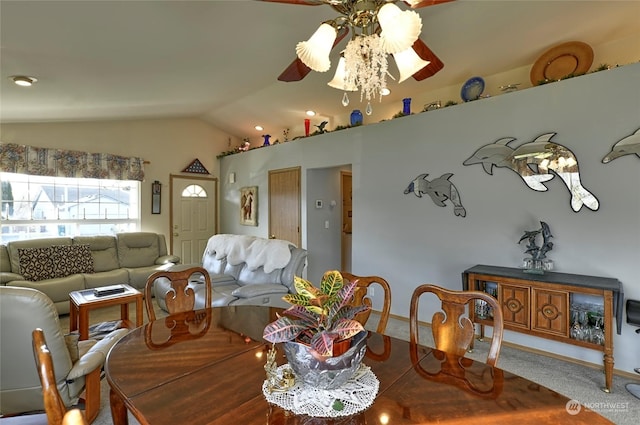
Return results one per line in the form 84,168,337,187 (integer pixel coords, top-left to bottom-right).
17,247,55,281
51,244,95,278
64,333,80,363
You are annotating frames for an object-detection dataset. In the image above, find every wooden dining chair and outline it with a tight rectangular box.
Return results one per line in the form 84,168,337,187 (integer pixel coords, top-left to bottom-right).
341,272,391,334
144,266,212,321
409,284,504,367
32,328,89,425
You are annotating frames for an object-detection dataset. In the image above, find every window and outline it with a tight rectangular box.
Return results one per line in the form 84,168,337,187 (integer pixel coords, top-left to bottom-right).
1,172,140,243
181,184,207,198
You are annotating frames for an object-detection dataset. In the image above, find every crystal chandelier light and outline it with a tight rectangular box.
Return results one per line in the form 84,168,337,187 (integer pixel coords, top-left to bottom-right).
294,1,432,114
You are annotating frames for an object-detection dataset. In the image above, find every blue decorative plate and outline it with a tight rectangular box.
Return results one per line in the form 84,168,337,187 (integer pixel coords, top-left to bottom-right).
461,76,485,102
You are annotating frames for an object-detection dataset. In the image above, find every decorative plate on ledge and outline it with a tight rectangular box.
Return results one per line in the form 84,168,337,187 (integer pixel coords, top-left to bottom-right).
530,41,594,84
461,76,485,102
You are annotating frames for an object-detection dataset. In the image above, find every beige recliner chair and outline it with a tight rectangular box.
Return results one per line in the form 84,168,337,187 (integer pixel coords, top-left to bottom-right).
0,286,128,422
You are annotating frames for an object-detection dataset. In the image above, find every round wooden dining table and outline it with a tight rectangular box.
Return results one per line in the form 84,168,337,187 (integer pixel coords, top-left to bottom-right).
105,305,613,425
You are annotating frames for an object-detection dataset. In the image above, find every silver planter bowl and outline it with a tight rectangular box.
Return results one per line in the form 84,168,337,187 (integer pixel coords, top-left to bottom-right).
283,330,368,390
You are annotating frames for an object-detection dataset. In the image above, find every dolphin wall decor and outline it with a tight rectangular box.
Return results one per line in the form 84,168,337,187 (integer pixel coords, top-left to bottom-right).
463,133,599,212
602,128,640,163
404,173,466,217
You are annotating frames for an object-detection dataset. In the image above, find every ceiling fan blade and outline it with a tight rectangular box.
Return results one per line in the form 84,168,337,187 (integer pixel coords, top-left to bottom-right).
403,0,456,9
259,0,325,5
278,25,350,82
278,58,312,82
411,38,444,81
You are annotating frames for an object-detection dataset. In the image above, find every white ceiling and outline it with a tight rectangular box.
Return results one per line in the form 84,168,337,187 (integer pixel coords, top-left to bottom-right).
1,0,639,140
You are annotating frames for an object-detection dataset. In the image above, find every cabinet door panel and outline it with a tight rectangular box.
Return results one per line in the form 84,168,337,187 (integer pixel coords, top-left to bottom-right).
532,288,569,336
500,285,530,329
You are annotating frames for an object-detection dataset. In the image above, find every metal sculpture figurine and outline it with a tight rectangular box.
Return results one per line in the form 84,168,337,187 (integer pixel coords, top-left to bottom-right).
518,221,554,274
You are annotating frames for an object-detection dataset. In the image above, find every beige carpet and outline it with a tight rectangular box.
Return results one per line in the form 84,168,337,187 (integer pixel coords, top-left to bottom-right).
56,308,639,425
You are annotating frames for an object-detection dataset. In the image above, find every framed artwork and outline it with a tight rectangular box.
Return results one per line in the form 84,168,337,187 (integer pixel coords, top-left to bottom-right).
240,186,258,226
151,180,161,214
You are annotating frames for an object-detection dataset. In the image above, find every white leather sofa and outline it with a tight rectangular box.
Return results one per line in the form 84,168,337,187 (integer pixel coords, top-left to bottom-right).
154,234,307,310
0,232,179,314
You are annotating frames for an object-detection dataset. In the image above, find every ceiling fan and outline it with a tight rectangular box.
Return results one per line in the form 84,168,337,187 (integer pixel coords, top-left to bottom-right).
260,0,454,88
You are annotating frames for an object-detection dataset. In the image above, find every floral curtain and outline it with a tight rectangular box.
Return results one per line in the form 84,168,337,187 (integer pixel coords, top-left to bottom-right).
0,143,145,181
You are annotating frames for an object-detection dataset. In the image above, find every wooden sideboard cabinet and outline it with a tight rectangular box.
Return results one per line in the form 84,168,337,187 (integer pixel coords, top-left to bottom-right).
463,264,623,392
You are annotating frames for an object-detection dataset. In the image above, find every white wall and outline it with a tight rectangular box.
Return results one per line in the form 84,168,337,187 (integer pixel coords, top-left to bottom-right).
219,64,640,375
1,117,231,236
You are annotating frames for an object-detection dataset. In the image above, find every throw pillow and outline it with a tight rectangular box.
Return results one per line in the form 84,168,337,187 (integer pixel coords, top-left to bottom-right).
17,247,55,281
64,333,80,363
51,244,95,278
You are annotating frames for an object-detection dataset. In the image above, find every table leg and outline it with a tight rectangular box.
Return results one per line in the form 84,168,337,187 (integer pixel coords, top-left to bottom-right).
135,297,143,327
109,388,129,425
121,303,129,323
69,301,78,333
79,307,89,340
602,291,614,393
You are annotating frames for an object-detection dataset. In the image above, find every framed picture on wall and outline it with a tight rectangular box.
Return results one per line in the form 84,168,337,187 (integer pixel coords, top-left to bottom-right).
240,186,258,226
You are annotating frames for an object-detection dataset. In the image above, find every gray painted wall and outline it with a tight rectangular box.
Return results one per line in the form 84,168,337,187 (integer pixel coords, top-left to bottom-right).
219,63,640,374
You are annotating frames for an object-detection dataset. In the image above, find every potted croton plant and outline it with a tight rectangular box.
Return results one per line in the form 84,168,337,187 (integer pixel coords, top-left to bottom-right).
262,270,371,389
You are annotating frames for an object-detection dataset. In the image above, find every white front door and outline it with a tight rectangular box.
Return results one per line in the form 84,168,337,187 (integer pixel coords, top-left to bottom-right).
170,175,217,264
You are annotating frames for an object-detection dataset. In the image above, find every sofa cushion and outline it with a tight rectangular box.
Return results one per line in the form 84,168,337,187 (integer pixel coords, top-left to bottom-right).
117,232,160,268
74,236,119,272
231,284,289,298
17,247,55,281
51,244,94,277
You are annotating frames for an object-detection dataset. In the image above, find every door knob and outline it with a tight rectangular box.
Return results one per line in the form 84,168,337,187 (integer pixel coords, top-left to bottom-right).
173,233,179,237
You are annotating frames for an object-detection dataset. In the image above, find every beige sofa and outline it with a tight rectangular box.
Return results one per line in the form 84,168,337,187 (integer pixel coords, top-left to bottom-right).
0,232,179,314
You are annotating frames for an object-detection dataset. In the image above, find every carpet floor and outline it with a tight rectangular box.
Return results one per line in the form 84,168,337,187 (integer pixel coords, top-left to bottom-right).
54,307,638,425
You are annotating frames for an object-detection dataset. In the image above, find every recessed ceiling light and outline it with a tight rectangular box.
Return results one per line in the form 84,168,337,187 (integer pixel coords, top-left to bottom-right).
380,88,390,96
10,76,37,87
255,125,264,131
306,110,316,116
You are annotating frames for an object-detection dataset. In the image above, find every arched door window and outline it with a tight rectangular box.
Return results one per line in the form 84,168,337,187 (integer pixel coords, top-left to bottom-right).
182,184,207,198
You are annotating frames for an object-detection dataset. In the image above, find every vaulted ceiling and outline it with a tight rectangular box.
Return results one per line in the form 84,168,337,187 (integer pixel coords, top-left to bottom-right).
1,1,639,140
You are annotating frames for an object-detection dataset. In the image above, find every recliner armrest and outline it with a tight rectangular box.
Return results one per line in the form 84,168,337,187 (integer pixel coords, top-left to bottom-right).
231,284,289,299
66,328,129,380
156,255,181,265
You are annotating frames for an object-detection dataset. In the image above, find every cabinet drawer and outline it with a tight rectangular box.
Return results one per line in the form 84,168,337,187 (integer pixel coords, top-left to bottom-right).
532,288,569,337
500,284,530,329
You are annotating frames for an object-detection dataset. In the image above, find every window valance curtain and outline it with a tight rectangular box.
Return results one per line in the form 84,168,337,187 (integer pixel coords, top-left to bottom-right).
0,143,145,181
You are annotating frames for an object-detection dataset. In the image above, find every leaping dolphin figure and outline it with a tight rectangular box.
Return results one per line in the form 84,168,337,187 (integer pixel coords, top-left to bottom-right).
404,173,466,217
602,128,640,163
463,133,599,212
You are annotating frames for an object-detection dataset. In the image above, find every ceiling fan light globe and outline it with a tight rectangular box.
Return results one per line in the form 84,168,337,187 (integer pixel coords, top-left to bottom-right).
378,4,422,54
393,47,430,83
295,23,337,72
327,57,358,91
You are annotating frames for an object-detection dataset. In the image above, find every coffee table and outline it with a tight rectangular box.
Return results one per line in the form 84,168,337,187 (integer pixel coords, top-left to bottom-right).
69,284,143,340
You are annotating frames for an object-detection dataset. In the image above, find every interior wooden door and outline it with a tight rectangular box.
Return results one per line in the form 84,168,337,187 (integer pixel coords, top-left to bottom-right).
341,171,352,271
268,167,301,246
170,175,217,263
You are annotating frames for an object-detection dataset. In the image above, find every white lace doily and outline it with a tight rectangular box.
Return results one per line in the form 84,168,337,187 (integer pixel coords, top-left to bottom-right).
262,363,379,417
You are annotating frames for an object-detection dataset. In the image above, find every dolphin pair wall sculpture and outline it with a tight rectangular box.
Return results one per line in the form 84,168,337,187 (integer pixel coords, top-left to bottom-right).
463,133,599,212
404,173,466,217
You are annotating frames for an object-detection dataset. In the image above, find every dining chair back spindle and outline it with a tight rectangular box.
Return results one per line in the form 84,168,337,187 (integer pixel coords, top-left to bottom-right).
340,272,391,334
144,266,212,321
410,284,504,366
